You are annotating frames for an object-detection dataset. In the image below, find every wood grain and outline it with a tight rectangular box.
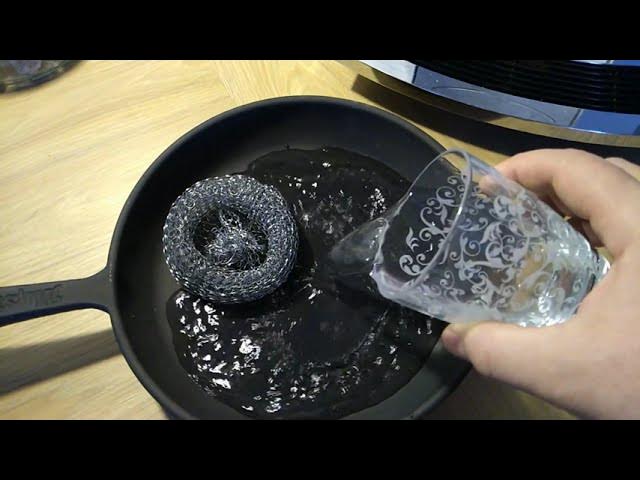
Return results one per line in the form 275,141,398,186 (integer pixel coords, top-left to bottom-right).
0,60,574,419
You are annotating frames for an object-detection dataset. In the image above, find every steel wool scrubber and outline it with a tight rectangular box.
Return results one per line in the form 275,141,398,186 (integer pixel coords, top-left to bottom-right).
162,175,298,304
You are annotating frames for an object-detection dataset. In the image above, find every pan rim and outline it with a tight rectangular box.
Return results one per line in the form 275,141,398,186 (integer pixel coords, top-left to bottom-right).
107,95,470,420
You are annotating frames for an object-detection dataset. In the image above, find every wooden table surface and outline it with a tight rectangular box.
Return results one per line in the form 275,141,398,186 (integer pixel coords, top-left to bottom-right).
0,60,574,419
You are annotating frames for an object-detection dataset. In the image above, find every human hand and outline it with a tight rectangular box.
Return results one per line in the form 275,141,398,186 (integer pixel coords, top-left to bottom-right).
441,148,640,419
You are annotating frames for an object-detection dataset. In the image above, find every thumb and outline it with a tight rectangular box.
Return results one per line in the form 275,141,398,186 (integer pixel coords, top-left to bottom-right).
441,321,564,394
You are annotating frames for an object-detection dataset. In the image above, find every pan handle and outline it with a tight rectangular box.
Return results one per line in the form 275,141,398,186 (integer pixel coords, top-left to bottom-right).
0,268,112,327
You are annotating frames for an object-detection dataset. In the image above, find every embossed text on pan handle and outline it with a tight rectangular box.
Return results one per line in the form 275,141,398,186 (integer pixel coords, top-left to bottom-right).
0,268,112,327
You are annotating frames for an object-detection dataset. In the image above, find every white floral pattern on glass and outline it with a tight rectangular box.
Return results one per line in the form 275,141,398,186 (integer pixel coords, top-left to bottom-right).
385,168,606,327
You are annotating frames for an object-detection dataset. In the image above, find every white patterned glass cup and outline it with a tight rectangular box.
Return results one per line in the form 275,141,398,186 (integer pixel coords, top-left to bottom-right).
328,149,610,327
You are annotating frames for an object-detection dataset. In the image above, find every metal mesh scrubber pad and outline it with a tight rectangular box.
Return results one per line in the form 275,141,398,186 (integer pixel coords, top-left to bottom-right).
162,175,298,304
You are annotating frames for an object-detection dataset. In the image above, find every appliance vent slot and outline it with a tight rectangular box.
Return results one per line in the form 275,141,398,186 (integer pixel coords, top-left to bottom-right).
411,60,640,114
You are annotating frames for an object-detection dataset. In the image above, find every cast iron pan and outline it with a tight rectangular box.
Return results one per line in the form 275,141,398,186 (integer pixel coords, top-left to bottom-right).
0,96,470,419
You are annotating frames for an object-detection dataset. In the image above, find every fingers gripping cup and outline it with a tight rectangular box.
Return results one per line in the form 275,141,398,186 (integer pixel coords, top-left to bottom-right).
329,150,610,327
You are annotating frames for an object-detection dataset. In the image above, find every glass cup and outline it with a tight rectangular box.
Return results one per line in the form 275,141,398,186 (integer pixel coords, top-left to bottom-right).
0,60,79,93
328,149,610,327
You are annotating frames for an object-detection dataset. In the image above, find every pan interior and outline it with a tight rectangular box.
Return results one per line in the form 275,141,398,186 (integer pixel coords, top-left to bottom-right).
166,147,445,419
111,99,456,419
